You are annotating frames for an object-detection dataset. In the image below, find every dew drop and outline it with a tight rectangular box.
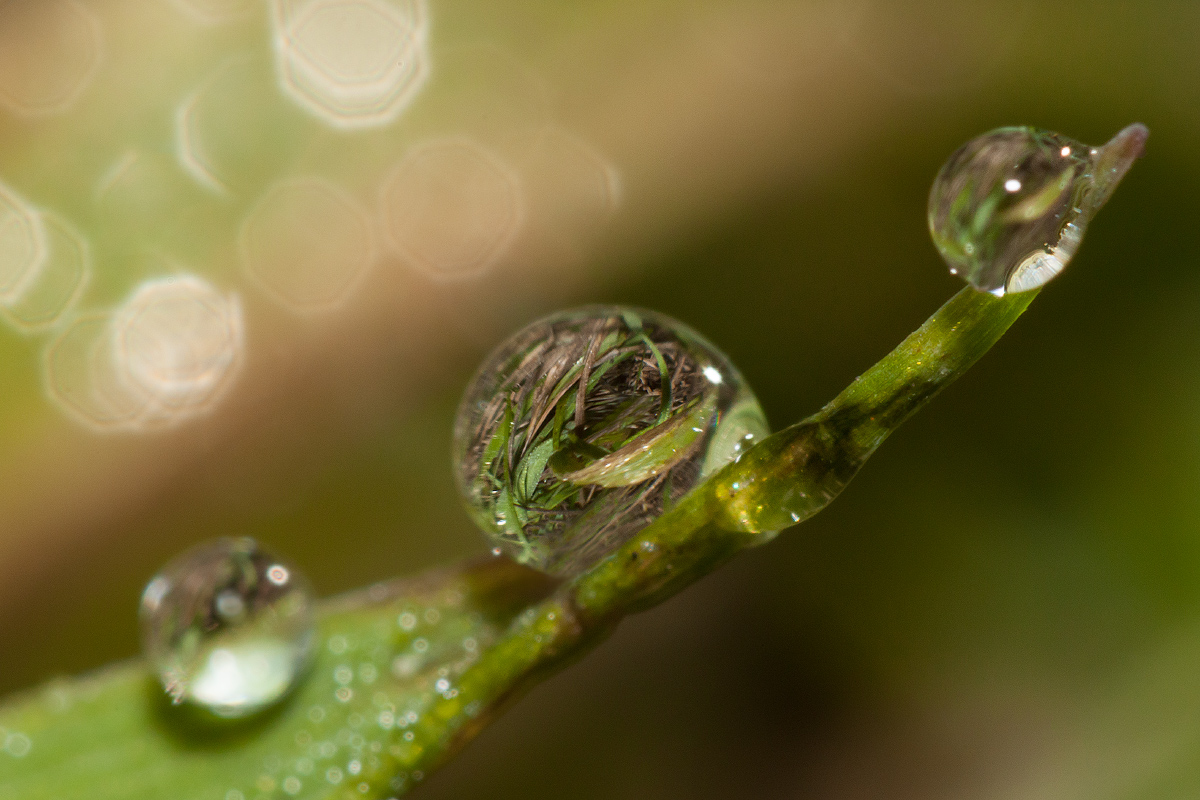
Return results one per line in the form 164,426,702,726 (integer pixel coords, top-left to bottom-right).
453,306,769,576
928,123,1147,295
139,537,316,718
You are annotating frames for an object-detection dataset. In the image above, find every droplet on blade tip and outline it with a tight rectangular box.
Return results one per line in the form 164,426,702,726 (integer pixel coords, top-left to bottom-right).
928,123,1147,295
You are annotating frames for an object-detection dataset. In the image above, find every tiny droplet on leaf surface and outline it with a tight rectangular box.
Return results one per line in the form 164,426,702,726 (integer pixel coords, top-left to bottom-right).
139,537,316,718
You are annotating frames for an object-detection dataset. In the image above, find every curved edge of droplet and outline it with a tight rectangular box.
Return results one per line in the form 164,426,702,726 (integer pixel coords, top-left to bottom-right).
1086,122,1148,213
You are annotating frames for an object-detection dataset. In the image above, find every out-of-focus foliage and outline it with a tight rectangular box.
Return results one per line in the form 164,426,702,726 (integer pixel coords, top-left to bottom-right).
1,1,1197,798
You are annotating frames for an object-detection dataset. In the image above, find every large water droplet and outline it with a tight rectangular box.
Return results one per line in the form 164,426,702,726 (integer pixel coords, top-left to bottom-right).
139,537,316,718
928,123,1147,296
453,306,769,576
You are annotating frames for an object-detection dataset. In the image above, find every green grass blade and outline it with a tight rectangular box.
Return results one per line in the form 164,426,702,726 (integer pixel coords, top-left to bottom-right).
0,285,1042,798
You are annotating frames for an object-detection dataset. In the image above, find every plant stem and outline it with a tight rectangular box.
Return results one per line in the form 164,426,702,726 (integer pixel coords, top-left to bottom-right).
0,285,1041,800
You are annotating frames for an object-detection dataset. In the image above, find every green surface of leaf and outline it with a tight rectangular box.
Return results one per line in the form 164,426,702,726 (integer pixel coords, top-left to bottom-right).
0,285,1040,798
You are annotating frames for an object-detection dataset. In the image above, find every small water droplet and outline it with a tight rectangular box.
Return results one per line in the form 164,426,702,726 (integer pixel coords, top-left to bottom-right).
453,306,768,576
928,123,1147,294
138,537,315,718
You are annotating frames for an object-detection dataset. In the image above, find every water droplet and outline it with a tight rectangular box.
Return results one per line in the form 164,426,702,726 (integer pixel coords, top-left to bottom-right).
139,538,316,718
928,123,1148,295
453,306,769,576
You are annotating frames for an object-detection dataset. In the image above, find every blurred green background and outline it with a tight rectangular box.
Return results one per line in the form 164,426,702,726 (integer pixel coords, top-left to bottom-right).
3,0,1200,797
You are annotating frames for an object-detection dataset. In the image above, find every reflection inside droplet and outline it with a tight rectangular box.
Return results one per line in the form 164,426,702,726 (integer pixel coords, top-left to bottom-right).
139,537,316,717
453,306,769,576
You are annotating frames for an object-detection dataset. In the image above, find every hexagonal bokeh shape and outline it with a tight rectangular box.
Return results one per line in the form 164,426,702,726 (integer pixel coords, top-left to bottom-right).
44,313,150,432
168,0,258,26
0,181,45,302
0,0,102,116
177,56,311,195
241,177,374,312
1,212,89,333
518,126,622,252
274,0,429,129
380,137,524,280
112,275,244,415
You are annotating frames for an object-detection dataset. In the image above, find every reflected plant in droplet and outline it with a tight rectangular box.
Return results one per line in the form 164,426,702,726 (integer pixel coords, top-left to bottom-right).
453,306,769,577
139,538,315,718
928,122,1147,295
